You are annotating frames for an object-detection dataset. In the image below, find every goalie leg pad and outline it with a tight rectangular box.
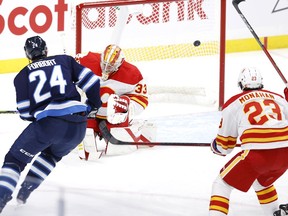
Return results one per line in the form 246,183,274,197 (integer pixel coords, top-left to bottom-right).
137,120,157,148
77,142,89,160
78,128,103,161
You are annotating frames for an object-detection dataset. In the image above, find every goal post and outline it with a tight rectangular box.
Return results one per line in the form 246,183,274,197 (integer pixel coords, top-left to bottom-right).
75,0,226,109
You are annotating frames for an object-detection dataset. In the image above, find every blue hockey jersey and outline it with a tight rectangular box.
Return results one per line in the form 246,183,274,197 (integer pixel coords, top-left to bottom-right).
14,55,101,121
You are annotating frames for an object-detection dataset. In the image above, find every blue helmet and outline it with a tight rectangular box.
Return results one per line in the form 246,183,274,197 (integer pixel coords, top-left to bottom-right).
24,36,48,61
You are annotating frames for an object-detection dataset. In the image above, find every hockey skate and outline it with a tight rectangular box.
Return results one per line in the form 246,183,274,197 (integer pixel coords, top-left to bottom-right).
0,193,12,213
273,204,288,216
16,182,34,204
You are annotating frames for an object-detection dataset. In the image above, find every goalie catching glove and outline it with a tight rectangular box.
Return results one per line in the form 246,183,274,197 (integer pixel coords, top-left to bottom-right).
107,94,132,125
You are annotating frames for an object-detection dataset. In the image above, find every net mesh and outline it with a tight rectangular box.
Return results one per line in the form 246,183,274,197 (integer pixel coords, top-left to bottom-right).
75,0,222,105
77,1,220,59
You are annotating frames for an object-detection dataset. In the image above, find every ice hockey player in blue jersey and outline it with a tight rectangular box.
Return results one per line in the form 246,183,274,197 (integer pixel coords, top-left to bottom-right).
0,35,102,213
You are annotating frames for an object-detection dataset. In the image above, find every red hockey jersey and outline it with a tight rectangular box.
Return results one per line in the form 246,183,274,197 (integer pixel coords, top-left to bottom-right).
78,52,148,119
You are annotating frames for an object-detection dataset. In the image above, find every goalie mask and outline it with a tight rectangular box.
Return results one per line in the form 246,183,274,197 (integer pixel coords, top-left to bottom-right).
100,44,125,81
24,36,48,61
238,67,263,91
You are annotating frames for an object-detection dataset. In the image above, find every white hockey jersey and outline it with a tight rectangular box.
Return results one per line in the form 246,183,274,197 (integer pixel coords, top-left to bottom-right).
215,89,288,155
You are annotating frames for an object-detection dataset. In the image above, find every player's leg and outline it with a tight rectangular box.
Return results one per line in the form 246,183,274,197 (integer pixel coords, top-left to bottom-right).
209,150,257,215
274,159,288,216
0,153,22,213
78,118,104,160
17,150,62,204
253,148,288,216
252,180,279,215
17,115,86,204
209,175,233,216
15,117,65,204
0,122,41,212
80,95,137,160
80,119,138,159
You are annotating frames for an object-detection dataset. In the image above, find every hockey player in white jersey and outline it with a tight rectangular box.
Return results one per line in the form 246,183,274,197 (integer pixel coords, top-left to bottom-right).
209,67,288,216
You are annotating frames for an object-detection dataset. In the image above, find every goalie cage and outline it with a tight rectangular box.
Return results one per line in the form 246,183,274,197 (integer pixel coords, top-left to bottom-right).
74,0,226,110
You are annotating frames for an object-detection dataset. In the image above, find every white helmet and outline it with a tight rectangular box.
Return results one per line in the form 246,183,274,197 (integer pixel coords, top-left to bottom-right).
100,44,125,81
238,67,263,90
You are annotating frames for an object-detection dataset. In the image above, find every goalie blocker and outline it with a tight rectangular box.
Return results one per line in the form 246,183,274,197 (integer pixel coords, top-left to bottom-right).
78,94,156,160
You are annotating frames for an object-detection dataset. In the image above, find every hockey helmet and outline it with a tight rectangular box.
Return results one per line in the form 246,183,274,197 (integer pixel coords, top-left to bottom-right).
100,44,125,80
238,67,263,90
24,36,48,61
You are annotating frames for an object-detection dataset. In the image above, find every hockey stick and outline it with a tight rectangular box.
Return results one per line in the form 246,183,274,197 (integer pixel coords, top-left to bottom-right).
99,120,240,147
232,0,288,86
0,110,18,114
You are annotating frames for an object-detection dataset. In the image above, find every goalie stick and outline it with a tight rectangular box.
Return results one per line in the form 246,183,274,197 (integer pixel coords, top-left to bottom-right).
232,0,288,86
99,120,241,147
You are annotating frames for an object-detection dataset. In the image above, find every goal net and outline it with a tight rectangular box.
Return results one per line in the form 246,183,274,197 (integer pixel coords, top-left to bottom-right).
74,0,225,109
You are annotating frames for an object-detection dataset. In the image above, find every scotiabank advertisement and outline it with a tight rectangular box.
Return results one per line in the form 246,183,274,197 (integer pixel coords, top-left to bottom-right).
0,0,287,60
0,0,72,59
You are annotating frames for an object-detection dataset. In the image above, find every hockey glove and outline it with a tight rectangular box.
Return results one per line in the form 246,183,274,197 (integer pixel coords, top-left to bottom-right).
284,88,288,102
210,139,225,156
87,109,98,119
86,100,98,119
107,94,130,124
114,95,130,113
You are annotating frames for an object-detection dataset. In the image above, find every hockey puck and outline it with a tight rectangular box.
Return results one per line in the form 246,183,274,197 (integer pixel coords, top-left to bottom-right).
193,40,201,47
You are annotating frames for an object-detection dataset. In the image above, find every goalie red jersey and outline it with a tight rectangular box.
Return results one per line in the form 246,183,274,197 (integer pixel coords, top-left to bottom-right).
77,50,148,120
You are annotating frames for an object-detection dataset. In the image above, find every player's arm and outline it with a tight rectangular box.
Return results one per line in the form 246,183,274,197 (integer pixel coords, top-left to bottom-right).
126,79,149,116
71,56,102,110
13,69,35,121
211,109,238,156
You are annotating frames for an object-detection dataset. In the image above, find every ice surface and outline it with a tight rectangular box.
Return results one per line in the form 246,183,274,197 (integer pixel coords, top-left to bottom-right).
0,49,288,215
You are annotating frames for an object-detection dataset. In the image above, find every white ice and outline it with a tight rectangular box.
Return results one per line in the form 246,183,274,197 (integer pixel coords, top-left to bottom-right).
0,49,288,216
